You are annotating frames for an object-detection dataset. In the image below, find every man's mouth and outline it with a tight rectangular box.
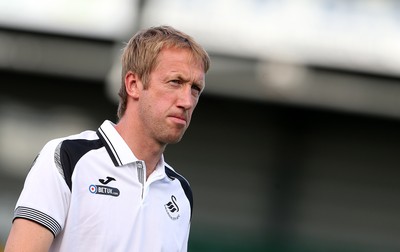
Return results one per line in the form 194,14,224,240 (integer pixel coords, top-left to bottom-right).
169,114,187,125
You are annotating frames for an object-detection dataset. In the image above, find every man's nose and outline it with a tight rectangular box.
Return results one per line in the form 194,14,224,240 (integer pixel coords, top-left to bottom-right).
177,85,195,110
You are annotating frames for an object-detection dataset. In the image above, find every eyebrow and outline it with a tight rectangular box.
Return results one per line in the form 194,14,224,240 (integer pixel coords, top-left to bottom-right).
171,73,205,86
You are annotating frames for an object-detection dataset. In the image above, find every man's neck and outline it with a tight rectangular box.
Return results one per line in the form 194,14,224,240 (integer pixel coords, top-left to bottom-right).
115,117,165,179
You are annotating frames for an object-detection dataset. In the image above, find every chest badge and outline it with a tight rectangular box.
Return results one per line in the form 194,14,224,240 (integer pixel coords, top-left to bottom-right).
164,195,180,220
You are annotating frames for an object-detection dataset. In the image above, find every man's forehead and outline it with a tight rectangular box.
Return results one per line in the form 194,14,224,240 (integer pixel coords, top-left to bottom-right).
158,47,206,70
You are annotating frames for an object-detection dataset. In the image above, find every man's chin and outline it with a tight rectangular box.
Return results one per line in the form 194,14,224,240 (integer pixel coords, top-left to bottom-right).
167,136,184,145
162,133,185,145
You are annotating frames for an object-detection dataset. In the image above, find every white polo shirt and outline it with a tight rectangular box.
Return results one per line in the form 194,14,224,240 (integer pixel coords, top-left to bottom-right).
13,120,193,252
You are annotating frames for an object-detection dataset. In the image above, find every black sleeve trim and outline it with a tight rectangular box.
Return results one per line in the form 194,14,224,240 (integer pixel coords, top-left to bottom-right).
13,206,62,237
57,139,104,190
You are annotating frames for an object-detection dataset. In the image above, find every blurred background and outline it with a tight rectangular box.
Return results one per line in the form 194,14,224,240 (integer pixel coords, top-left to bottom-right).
1,0,400,251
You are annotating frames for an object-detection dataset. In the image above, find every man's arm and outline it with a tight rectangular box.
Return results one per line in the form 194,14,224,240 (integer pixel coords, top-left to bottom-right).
5,218,54,252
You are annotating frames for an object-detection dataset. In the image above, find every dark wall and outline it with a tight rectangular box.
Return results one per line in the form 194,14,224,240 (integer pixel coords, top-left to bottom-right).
167,95,400,251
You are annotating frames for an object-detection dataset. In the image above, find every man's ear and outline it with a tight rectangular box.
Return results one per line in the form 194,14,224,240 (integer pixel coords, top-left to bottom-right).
124,71,141,99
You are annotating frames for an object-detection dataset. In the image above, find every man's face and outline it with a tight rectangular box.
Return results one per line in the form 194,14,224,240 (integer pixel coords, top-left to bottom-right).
138,47,205,145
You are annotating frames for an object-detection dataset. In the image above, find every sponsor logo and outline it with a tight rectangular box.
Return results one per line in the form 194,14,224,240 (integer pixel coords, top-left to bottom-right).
164,195,180,220
99,176,116,185
89,176,120,197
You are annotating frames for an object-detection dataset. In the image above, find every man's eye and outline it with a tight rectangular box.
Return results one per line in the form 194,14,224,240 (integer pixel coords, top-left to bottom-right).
192,86,201,92
191,86,202,96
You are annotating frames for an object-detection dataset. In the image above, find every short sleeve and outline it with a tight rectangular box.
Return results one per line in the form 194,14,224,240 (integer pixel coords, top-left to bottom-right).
13,139,71,237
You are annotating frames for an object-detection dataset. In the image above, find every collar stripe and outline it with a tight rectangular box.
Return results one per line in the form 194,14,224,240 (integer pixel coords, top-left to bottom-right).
97,128,123,166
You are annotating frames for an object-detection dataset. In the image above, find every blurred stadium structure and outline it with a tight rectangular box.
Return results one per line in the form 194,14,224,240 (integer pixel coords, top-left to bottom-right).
1,0,400,251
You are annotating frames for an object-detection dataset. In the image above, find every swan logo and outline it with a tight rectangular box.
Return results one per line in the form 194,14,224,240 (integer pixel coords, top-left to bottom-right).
164,195,180,220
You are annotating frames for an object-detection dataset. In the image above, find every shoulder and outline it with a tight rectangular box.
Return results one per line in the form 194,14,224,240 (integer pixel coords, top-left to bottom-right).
35,130,99,167
165,164,191,186
41,130,98,153
34,130,101,190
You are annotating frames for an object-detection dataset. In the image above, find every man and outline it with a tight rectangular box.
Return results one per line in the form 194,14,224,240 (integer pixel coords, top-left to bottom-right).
5,25,210,251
